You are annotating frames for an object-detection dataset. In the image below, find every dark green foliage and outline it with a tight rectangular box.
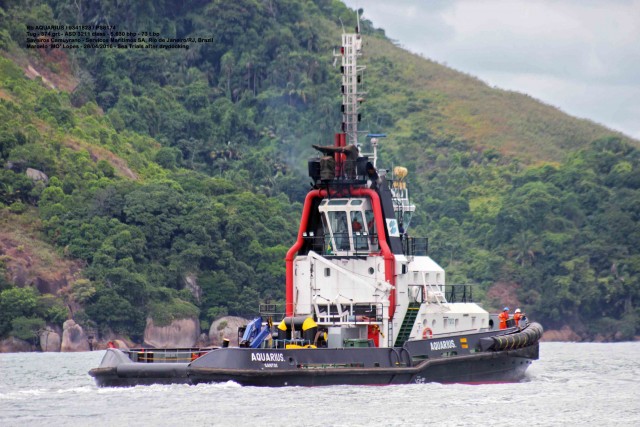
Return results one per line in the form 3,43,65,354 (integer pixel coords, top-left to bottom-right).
0,287,39,337
35,92,75,127
148,298,199,327
0,285,69,339
36,294,68,325
405,137,640,337
0,128,27,160
11,316,45,343
85,287,145,338
155,147,181,169
0,170,34,205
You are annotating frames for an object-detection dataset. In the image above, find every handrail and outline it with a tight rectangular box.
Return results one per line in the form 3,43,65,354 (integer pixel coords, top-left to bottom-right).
302,232,379,256
313,300,383,325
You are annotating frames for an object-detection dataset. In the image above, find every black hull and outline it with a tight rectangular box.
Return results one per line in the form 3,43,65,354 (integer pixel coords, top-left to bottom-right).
90,330,540,387
91,368,192,387
188,346,537,387
91,349,535,387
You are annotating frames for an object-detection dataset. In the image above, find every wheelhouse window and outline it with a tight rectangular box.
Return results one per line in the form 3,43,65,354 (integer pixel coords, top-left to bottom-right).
350,211,364,232
364,209,375,233
364,209,378,251
350,211,368,250
327,211,350,251
319,198,377,255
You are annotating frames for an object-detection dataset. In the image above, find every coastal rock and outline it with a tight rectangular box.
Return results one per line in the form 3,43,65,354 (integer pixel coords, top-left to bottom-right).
209,316,248,347
61,319,90,352
485,281,521,311
39,328,61,352
94,330,136,350
196,332,210,347
0,233,83,294
541,325,581,342
9,263,29,287
26,167,49,183
0,337,34,352
34,276,70,296
143,317,200,348
184,274,202,302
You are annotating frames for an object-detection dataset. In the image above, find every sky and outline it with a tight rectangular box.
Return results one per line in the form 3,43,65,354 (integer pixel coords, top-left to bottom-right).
343,0,640,140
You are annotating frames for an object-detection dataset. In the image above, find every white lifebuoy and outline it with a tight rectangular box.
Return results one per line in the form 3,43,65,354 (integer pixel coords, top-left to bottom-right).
422,327,433,339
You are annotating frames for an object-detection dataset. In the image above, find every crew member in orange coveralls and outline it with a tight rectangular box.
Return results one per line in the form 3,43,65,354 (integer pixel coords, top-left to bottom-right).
513,308,524,326
498,307,510,330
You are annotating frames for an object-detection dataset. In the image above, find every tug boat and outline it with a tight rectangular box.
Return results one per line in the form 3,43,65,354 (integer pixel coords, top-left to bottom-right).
90,25,542,388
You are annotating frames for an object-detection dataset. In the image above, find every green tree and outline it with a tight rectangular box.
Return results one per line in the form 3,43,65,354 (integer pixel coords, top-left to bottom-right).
0,287,39,337
85,287,145,338
11,316,45,345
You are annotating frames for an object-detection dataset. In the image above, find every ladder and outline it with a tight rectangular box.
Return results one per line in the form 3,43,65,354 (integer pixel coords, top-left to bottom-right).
394,303,420,347
422,272,447,305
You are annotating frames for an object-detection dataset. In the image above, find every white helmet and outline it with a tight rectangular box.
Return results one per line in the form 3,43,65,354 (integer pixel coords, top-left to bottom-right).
515,308,521,313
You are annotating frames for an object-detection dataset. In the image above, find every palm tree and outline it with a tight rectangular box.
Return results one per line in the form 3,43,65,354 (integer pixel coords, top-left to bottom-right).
508,231,545,266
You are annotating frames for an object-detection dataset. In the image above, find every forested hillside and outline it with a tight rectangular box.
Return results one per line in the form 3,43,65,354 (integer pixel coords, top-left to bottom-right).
0,0,638,344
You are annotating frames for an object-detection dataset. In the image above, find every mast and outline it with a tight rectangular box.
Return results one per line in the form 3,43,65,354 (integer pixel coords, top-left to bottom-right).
335,24,365,148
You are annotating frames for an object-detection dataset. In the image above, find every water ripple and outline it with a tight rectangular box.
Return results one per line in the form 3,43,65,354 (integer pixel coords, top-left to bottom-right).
1,342,639,427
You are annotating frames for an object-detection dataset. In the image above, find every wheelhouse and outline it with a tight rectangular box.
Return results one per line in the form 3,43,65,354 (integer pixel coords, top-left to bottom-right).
318,198,379,255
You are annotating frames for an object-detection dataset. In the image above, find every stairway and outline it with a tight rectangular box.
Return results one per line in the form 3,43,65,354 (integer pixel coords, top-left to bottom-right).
394,303,420,347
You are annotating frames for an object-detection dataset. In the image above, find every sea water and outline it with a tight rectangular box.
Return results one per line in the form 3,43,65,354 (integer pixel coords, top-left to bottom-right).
1,342,639,426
